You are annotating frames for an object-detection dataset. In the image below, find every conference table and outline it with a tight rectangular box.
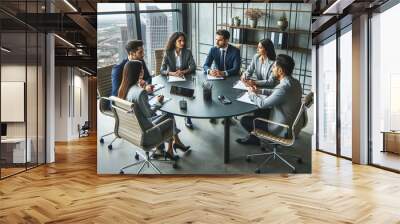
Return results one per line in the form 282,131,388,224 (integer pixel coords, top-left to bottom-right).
152,71,258,163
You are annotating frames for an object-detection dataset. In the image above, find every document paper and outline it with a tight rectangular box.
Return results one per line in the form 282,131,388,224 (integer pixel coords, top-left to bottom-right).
236,92,256,105
149,96,171,107
207,74,224,80
168,76,186,82
233,81,247,90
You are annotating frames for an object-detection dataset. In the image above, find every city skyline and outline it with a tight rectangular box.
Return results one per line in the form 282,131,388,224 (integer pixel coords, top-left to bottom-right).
98,4,175,70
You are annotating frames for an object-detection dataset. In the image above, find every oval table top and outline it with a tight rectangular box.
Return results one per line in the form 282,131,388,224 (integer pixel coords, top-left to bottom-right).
152,71,258,119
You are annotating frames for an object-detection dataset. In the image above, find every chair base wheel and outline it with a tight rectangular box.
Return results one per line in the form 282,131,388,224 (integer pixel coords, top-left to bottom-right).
120,170,124,174
297,158,303,164
172,163,178,169
260,147,266,151
292,169,297,173
135,153,140,160
108,145,112,150
255,169,261,174
246,156,251,162
100,138,104,144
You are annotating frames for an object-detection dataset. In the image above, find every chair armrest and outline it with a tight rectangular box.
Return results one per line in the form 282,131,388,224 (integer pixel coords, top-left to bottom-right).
253,117,289,132
145,118,173,135
99,96,111,113
99,96,111,103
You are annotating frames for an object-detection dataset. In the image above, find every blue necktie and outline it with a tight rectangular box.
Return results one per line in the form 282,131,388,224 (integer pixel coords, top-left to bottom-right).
220,50,225,71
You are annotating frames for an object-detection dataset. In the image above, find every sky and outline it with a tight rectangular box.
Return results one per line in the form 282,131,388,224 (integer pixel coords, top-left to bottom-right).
97,3,173,12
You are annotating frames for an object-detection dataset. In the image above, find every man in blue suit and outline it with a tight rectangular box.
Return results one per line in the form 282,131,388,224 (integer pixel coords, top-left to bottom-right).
203,29,241,78
111,40,152,97
203,29,241,123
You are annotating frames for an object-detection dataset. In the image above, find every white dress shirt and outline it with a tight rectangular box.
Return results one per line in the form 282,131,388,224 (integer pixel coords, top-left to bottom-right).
175,50,182,69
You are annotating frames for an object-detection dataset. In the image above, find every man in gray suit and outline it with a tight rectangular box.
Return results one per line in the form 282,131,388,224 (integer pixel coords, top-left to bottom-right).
236,54,303,145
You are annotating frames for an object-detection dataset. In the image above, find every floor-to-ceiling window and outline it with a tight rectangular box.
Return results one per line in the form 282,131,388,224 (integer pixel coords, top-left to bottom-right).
339,27,352,159
0,1,46,179
317,35,337,155
316,24,353,159
97,3,181,71
370,2,400,171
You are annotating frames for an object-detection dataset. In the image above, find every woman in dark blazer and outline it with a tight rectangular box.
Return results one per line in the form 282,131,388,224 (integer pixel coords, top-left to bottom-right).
118,60,190,160
160,32,196,128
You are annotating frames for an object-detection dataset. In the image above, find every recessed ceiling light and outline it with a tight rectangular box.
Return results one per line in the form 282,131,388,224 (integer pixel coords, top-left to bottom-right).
54,34,75,48
323,0,343,15
78,67,93,76
63,0,78,12
1,47,11,53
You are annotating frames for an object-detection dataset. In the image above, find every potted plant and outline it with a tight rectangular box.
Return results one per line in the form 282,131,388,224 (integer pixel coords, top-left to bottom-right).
233,16,241,26
245,8,265,28
277,13,288,31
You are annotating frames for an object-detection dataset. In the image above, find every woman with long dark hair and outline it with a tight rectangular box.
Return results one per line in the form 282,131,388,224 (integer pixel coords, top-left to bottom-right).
160,31,196,129
241,38,277,88
118,60,190,160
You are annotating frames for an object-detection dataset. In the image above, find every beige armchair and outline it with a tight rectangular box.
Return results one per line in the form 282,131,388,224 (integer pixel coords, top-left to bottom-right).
109,96,177,174
97,64,116,149
246,92,314,173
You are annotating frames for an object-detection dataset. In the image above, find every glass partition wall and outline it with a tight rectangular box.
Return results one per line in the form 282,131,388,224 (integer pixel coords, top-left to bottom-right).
0,2,46,179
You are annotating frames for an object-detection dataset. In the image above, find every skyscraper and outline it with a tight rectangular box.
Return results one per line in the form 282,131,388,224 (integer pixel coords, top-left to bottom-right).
119,25,128,60
142,5,170,73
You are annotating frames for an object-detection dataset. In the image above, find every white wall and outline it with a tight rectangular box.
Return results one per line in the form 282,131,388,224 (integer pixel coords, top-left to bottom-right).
54,66,89,141
54,66,69,141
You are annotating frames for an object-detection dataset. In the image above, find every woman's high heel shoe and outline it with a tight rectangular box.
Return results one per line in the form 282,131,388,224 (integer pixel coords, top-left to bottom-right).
164,151,179,161
173,143,191,153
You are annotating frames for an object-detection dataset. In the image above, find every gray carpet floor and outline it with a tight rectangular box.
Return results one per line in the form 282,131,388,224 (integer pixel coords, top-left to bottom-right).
98,108,311,174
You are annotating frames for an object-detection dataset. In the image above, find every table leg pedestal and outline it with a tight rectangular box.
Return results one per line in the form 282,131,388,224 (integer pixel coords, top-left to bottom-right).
224,117,230,163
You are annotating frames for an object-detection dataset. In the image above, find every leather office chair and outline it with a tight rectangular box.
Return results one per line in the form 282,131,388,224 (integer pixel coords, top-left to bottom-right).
109,96,177,174
246,92,314,173
97,64,117,149
78,121,90,138
154,48,164,76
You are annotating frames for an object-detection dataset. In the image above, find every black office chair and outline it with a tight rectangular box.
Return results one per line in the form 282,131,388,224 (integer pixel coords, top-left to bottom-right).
78,121,90,138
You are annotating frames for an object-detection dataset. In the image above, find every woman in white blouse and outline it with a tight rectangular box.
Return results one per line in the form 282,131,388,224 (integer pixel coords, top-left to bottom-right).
160,32,196,129
160,32,196,77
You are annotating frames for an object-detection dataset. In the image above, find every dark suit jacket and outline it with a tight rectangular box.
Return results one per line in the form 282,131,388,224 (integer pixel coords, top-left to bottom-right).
203,44,241,76
160,48,196,76
111,58,152,97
